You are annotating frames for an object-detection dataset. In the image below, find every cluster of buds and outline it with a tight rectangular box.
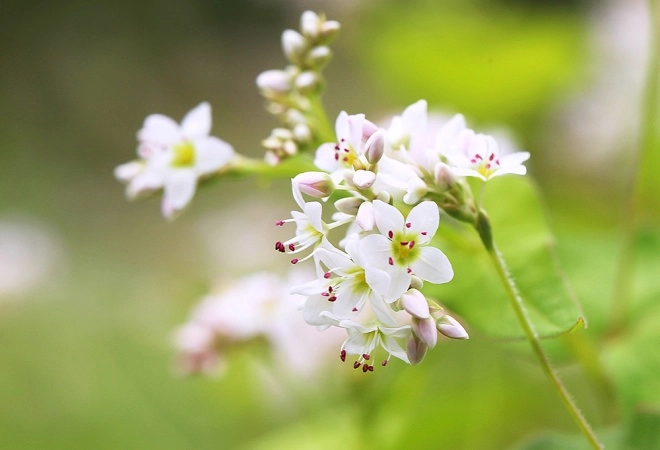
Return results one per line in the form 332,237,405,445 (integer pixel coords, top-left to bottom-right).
276,99,530,371
256,11,340,164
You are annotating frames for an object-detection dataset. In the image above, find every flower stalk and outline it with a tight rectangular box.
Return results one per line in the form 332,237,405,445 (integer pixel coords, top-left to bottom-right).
476,212,603,450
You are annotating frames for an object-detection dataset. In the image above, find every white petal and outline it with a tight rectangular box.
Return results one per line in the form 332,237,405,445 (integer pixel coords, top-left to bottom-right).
194,136,234,175
138,114,181,147
358,234,392,269
364,266,392,299
401,289,430,319
162,169,197,219
381,329,410,363
314,142,341,173
372,200,404,236
303,295,335,326
355,201,375,232
385,267,412,302
435,114,466,152
181,102,212,140
114,161,143,183
410,247,453,284
406,201,439,242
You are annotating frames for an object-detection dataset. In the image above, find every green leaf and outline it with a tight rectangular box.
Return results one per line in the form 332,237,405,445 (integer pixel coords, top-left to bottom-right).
429,176,585,339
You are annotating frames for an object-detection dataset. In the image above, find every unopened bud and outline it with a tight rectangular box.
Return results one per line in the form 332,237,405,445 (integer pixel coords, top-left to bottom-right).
409,275,424,291
375,191,391,204
283,139,297,155
293,123,312,143
406,334,428,366
437,315,469,340
256,70,291,95
335,197,364,215
293,172,335,198
295,71,320,94
282,29,307,64
364,129,385,164
114,160,144,183
403,177,429,205
401,289,431,319
412,316,438,348
352,169,376,189
300,11,321,40
434,162,457,191
355,201,375,231
319,20,341,42
307,45,332,68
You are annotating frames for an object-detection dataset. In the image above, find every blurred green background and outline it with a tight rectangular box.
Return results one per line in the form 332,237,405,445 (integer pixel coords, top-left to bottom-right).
1,0,658,448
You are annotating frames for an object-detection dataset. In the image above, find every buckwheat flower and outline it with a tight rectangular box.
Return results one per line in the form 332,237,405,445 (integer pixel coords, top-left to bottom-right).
443,130,530,181
336,318,412,370
115,102,235,219
292,239,392,327
359,200,453,302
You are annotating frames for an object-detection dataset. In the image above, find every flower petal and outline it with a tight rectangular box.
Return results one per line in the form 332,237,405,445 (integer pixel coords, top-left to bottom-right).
181,102,212,140
410,247,453,284
406,201,439,242
138,114,181,147
194,136,234,175
372,200,404,236
162,169,197,219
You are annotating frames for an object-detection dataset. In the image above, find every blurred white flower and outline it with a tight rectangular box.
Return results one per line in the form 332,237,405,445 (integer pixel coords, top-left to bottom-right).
114,102,235,220
0,217,67,299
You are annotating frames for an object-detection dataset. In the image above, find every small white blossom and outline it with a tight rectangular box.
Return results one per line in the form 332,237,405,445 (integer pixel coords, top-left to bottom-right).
115,102,235,219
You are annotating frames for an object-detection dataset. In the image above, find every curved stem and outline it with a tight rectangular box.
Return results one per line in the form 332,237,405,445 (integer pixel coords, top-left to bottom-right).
476,211,603,449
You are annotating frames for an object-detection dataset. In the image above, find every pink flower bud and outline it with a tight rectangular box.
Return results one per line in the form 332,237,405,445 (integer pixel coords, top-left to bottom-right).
293,172,335,198
412,316,438,348
406,334,428,366
355,201,375,231
434,162,457,191
256,70,291,94
335,197,364,215
437,315,469,340
295,71,320,93
300,11,321,39
401,289,430,319
364,129,385,164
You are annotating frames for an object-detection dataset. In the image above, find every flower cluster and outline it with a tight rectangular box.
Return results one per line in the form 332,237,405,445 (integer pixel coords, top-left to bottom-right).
276,100,530,371
257,11,340,164
114,102,235,219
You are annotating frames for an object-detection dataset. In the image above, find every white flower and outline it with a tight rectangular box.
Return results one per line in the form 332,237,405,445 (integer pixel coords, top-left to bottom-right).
442,130,529,181
114,102,235,219
338,319,412,370
359,200,453,302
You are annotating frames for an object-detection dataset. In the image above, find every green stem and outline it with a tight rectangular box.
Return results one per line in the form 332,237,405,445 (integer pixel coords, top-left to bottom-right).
476,211,603,449
609,0,660,332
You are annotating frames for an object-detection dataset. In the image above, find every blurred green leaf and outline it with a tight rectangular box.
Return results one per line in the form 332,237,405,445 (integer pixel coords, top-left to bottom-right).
359,1,585,126
430,176,585,339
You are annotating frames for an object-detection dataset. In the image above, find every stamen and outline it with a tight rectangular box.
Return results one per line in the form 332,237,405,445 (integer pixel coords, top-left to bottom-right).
489,153,495,161
288,243,295,251
362,353,370,360
275,220,285,226
321,292,329,297
368,365,374,372
324,272,331,279
400,241,409,246
405,222,411,228
352,307,358,312
340,350,346,362
388,230,394,239
388,257,394,266
382,360,388,367
291,258,299,264
407,267,412,273
328,296,337,302
275,241,285,252
421,231,427,235
334,153,339,161
354,361,361,369
362,364,369,373
408,241,415,249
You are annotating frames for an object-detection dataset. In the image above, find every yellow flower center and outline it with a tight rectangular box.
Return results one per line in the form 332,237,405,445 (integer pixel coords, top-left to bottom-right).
171,141,195,167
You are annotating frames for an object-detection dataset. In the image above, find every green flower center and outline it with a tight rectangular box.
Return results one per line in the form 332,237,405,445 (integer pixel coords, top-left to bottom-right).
171,141,196,167
391,232,420,266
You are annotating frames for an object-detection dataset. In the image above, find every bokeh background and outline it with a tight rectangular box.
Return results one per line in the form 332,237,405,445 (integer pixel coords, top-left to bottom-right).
1,0,658,448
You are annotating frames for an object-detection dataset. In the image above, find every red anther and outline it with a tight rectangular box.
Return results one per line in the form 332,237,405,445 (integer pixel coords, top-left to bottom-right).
341,138,345,142
471,159,476,164
407,267,412,273
421,231,427,235
475,154,483,160
362,364,369,373
291,258,299,264
321,292,329,296
489,153,495,161
496,160,500,165
275,241,285,252
334,153,339,161
405,222,411,228
328,286,333,292
388,230,394,239
328,296,337,302
362,353,370,360
340,350,347,362
343,148,350,153
334,144,340,150
343,157,348,162
354,361,361,369
388,257,394,266
485,163,491,169
408,241,415,249
275,220,285,226
324,272,331,279
382,360,388,367
352,307,358,312
288,243,295,251
368,365,374,372
400,241,409,246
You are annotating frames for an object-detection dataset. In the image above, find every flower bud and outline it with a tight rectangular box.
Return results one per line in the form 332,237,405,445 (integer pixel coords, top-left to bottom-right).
319,20,341,42
282,29,307,64
283,139,297,155
300,11,321,40
256,70,291,95
335,196,364,215
409,275,424,291
292,123,312,143
295,71,320,94
114,160,144,183
375,191,391,204
293,172,335,198
352,169,376,189
437,315,469,340
364,129,385,164
406,334,428,366
412,316,438,348
434,162,457,191
272,128,293,140
306,46,332,69
403,177,429,205
401,289,430,319
355,201,375,231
